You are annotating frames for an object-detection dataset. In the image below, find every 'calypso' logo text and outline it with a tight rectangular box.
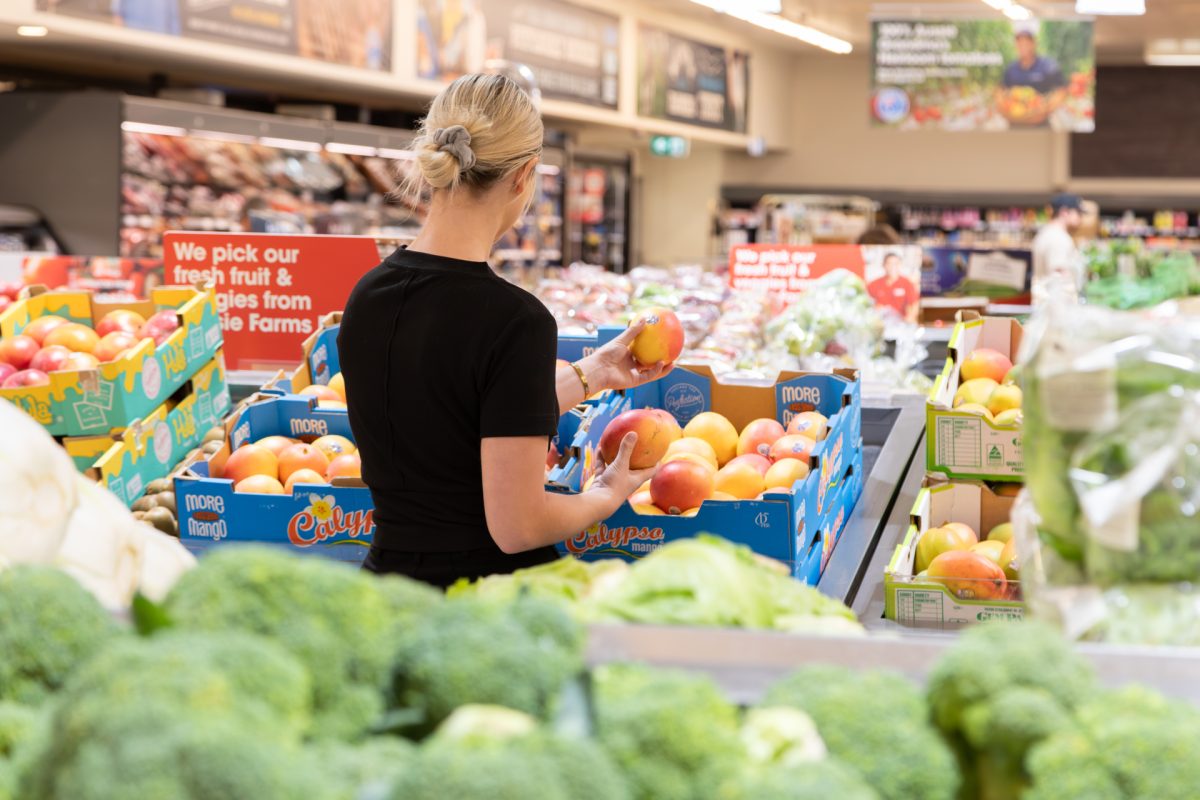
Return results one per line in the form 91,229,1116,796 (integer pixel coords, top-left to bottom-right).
565,523,664,555
288,494,374,546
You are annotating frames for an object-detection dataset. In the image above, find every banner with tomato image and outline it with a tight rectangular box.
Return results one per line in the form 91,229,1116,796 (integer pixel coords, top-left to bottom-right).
871,18,1094,132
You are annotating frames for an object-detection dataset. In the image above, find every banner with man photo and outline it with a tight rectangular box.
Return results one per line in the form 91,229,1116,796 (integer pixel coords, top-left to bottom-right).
637,25,749,133
871,18,1094,132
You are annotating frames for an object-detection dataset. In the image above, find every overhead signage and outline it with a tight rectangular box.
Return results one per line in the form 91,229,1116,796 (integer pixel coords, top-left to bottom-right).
637,25,749,133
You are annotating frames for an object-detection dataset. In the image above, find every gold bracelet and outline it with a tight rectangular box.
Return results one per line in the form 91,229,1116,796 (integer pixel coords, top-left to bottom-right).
569,361,590,397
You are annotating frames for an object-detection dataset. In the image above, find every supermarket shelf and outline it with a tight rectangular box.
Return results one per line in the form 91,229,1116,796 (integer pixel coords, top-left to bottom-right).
585,623,1200,705
817,397,925,607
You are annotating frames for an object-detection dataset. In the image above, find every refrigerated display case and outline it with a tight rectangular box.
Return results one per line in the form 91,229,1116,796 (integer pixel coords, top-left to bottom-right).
568,154,630,273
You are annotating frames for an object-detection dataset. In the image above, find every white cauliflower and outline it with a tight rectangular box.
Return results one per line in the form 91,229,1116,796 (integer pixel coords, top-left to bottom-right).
0,398,77,563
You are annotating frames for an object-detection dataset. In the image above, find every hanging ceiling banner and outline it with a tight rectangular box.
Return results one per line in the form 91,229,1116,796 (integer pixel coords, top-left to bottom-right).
416,0,620,109
637,24,750,133
870,18,1094,132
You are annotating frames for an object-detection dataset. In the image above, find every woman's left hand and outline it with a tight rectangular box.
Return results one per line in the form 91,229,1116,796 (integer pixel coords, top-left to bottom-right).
579,320,673,393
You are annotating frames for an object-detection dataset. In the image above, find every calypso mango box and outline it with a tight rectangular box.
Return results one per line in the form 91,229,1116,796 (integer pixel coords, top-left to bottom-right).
290,312,341,393
885,479,1022,628
174,394,370,563
552,365,864,583
89,354,230,506
0,284,223,435
927,311,1024,482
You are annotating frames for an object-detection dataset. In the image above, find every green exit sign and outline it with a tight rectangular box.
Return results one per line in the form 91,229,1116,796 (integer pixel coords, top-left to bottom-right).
649,135,690,158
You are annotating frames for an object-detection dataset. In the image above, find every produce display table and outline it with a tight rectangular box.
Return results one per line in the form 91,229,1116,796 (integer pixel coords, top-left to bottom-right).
816,396,925,605
586,624,1200,705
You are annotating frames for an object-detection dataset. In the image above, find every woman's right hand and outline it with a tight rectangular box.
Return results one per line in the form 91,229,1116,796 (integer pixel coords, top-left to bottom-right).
588,432,657,512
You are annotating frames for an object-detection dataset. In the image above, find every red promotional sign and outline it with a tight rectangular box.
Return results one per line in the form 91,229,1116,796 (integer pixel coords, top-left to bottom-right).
729,244,866,295
163,232,380,371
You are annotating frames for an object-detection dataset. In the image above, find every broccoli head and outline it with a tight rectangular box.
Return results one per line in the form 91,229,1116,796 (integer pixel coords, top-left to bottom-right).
592,663,743,800
0,566,123,704
763,666,958,800
1025,686,1200,800
926,622,1096,800
0,704,39,760
710,759,881,800
18,702,337,800
387,706,629,800
162,545,440,739
389,595,584,734
311,736,414,800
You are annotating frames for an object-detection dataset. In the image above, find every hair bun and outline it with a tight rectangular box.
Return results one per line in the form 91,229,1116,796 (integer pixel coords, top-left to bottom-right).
431,125,476,172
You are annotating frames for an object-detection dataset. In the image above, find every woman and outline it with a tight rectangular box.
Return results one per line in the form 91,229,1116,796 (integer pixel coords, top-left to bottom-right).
339,74,669,588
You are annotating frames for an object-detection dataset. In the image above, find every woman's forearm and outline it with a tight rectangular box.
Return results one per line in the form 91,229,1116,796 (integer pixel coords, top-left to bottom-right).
555,358,604,415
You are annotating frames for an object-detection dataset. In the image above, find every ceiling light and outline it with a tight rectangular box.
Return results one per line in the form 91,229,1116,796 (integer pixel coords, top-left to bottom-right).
687,0,851,54
1076,0,1145,14
1146,38,1200,66
258,136,322,152
190,129,258,144
1004,5,1033,19
325,141,378,157
17,25,49,37
377,147,416,160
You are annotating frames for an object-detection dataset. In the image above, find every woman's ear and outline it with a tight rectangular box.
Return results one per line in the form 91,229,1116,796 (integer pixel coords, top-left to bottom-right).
513,156,539,196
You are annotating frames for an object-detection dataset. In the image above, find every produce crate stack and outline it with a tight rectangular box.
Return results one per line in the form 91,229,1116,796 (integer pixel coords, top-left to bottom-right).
0,283,228,513
885,311,1026,627
1018,301,1200,646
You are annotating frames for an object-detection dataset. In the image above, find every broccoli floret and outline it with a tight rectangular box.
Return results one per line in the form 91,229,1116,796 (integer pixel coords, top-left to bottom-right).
311,736,414,800
389,595,584,734
18,702,338,800
163,545,440,739
926,622,1096,800
763,666,958,800
0,704,39,759
0,566,123,704
711,759,881,800
1026,686,1200,800
592,663,742,800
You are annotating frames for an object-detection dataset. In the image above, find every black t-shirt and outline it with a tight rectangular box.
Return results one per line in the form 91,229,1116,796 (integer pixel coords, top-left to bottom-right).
339,247,559,556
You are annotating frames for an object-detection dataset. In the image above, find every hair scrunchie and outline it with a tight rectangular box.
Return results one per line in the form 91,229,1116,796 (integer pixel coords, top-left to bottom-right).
431,125,477,172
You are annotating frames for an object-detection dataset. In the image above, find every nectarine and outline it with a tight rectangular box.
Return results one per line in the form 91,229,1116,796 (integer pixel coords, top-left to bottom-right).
683,411,739,465
737,418,786,459
629,307,684,366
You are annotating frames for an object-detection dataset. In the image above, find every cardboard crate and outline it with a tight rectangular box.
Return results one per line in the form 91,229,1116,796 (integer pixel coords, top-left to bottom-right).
289,312,341,393
885,480,1023,628
556,325,621,363
552,366,864,581
175,395,370,563
62,433,122,473
0,284,223,435
89,354,230,506
926,312,1024,482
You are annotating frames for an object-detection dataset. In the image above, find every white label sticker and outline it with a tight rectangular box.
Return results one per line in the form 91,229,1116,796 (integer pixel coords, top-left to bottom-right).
153,421,173,464
142,359,163,401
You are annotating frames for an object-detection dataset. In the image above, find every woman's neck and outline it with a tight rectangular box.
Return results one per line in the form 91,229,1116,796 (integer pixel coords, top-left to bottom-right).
409,192,501,262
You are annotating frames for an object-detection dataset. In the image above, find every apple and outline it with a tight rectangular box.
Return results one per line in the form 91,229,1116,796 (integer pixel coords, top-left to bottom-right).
650,458,715,515
0,335,40,369
138,310,180,346
993,408,1022,427
629,307,684,367
284,468,327,492
961,348,1013,384
682,411,739,466
987,384,1023,417
22,315,68,345
0,363,15,386
235,475,286,494
43,323,99,354
30,345,72,373
278,443,330,485
786,411,829,441
954,378,999,408
95,309,146,337
599,408,681,470
915,524,977,573
727,453,772,476
2,369,50,389
927,550,1008,600
64,351,100,370
326,453,363,481
768,434,815,464
664,437,719,470
221,443,279,484
93,331,141,363
764,458,811,491
737,418,786,459
987,522,1014,543
713,462,765,500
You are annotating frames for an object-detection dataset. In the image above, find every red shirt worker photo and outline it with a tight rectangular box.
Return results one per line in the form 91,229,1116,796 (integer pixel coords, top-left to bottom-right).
867,252,919,322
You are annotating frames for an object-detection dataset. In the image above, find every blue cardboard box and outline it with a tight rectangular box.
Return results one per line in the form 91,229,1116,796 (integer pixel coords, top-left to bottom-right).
556,325,622,363
552,365,863,582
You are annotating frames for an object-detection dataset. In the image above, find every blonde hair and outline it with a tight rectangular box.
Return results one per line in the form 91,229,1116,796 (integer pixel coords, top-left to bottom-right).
406,74,543,197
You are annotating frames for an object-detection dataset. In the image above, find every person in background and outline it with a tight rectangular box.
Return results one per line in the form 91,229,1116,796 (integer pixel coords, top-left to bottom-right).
1032,193,1084,304
997,23,1067,127
339,74,671,589
867,252,919,323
